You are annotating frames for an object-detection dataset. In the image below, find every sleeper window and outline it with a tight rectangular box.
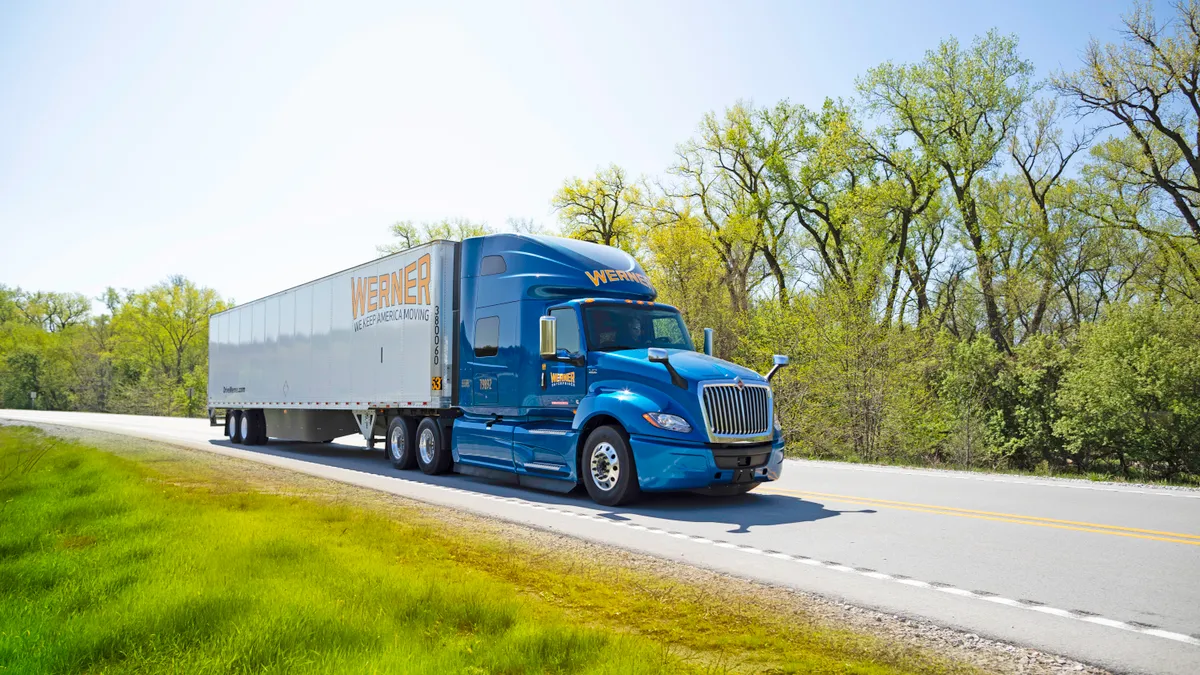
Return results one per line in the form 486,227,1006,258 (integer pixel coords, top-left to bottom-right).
474,316,499,357
480,255,506,276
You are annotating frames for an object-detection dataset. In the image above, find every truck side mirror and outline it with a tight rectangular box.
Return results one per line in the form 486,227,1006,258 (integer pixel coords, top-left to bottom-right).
702,328,713,356
767,354,789,382
647,348,687,389
539,316,557,359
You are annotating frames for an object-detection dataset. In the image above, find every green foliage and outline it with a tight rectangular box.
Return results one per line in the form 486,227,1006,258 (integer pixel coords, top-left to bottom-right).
0,277,225,418
0,427,957,674
552,164,643,252
1055,304,1200,479
378,218,493,255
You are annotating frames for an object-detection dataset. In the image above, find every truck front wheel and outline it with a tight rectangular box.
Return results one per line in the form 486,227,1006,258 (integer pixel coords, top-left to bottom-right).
415,417,452,475
581,426,641,507
387,416,417,470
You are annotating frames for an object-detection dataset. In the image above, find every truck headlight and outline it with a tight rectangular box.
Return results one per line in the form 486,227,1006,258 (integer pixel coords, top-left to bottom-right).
643,412,692,433
773,412,782,432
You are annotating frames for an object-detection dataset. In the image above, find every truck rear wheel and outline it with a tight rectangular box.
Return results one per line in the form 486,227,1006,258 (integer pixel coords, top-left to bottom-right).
581,425,641,507
387,416,417,470
415,417,452,475
229,410,244,443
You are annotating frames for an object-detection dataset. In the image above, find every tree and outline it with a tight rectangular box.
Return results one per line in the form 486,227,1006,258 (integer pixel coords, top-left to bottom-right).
506,216,551,235
1055,303,1200,478
862,31,1035,353
12,291,91,332
1007,99,1094,338
115,277,226,387
378,218,492,255
1053,1,1200,241
552,165,642,252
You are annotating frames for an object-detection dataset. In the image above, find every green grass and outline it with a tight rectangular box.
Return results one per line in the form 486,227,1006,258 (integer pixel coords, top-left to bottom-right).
0,427,969,674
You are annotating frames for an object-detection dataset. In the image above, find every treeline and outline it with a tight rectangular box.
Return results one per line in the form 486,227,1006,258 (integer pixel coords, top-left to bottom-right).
543,2,1198,482
0,279,227,417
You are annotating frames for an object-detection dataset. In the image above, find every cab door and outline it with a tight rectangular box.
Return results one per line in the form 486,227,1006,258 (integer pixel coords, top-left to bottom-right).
539,307,586,410
513,306,585,474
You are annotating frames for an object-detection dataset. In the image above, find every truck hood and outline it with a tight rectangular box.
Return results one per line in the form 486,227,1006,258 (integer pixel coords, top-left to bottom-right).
592,349,765,389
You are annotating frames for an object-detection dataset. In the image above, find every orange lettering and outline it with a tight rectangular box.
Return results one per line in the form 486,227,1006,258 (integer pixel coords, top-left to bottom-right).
367,276,379,312
391,271,402,305
417,253,431,305
584,270,605,286
606,270,619,282
405,262,417,305
378,273,390,307
616,270,630,281
351,277,367,319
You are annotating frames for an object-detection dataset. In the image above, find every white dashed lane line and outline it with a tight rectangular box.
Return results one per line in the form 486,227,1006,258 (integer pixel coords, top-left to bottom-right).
370,471,1200,649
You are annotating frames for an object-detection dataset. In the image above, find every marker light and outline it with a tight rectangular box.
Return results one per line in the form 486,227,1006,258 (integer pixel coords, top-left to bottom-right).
643,412,692,433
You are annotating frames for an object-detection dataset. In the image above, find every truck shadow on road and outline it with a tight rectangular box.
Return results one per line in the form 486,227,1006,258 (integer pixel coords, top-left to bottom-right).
596,492,876,534
212,439,874,534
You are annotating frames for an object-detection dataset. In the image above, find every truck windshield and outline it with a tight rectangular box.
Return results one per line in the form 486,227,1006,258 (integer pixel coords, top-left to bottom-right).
582,305,693,352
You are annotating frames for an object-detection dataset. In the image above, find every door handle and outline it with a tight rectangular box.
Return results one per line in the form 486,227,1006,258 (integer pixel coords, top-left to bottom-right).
541,370,546,389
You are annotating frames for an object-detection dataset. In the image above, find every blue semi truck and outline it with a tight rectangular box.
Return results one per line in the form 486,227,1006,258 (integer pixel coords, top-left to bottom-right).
208,234,788,506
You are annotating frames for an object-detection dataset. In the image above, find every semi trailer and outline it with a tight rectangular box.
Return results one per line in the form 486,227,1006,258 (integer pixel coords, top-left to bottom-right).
207,234,788,505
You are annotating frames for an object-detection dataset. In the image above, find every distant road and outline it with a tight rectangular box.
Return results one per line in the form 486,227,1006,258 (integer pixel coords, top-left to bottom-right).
3,410,1198,675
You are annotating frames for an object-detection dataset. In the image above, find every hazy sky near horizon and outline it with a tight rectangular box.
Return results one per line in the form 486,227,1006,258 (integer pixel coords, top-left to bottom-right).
0,0,1169,308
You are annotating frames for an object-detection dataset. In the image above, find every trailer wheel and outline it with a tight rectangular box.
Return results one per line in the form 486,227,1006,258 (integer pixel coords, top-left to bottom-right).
245,410,267,446
229,410,244,443
239,410,253,445
387,416,417,470
581,425,641,507
415,417,451,475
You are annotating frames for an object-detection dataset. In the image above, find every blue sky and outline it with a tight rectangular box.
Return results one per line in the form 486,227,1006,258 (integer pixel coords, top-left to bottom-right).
0,0,1169,307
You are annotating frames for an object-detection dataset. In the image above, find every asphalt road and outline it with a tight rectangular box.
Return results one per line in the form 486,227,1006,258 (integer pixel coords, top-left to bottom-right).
2,410,1197,675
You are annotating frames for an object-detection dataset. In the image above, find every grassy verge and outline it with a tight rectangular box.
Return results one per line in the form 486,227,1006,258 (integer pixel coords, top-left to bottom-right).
0,427,972,674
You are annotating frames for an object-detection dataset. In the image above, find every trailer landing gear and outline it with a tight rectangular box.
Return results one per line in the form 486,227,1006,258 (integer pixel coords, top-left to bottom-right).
352,410,379,450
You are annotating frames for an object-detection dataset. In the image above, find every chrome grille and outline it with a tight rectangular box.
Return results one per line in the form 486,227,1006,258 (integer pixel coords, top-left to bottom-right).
701,383,770,436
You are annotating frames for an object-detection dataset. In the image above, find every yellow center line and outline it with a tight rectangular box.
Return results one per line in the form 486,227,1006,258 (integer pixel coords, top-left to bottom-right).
759,487,1200,547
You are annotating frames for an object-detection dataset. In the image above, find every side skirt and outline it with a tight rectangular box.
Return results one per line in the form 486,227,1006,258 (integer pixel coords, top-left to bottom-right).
454,462,577,494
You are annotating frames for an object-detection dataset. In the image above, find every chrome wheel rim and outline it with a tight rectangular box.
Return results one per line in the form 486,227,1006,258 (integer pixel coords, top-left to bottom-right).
389,425,405,460
589,442,620,491
419,428,436,465
240,415,250,441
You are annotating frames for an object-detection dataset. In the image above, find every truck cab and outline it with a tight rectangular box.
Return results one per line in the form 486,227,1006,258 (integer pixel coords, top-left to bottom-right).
453,234,786,506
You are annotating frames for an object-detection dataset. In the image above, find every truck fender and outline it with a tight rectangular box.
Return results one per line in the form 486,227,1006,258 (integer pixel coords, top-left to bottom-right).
573,386,673,443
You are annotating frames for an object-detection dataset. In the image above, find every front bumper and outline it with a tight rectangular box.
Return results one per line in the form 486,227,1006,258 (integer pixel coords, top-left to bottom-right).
628,433,785,491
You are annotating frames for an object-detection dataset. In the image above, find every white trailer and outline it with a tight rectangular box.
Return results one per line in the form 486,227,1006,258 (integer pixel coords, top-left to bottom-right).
207,240,457,446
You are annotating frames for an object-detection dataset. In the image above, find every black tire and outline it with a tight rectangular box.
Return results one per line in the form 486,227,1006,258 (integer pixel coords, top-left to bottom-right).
229,410,244,444
415,417,452,475
581,425,641,507
386,416,417,470
690,483,760,497
247,410,268,446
